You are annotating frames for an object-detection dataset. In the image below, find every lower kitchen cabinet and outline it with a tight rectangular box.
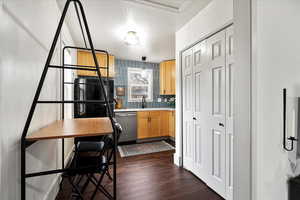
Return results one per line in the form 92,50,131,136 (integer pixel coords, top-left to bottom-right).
137,112,150,139
137,111,161,139
169,111,175,138
137,110,175,139
160,111,170,136
149,111,161,138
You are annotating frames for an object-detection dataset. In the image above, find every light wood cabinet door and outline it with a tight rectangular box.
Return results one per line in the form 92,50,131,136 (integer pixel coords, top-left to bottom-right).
160,111,169,136
138,111,162,139
138,110,175,139
96,53,115,77
160,60,176,95
160,62,166,94
77,51,97,76
77,51,115,77
165,61,172,94
149,111,161,138
170,60,176,94
169,111,175,138
137,112,150,139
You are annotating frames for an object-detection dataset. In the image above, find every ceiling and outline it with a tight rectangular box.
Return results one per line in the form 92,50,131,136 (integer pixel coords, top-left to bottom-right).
146,0,189,8
57,0,211,62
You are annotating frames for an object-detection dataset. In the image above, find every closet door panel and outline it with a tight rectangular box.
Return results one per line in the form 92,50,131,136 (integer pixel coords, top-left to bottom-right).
207,30,226,198
212,129,222,178
182,48,195,171
193,41,208,181
181,26,234,200
226,25,235,200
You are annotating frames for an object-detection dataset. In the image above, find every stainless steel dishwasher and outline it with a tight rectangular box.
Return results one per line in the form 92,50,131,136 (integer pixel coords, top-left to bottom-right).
115,112,137,142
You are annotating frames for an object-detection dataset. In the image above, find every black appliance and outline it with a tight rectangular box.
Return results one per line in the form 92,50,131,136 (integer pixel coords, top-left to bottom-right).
74,77,114,118
289,175,300,200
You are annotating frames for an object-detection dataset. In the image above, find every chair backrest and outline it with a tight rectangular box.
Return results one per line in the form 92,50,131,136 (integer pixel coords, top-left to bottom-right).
102,121,122,163
70,121,122,172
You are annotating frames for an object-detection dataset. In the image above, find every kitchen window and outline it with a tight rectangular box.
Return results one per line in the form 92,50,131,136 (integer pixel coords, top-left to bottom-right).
127,68,153,102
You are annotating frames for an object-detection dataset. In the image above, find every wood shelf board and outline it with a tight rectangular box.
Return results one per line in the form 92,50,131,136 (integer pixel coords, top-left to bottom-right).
25,117,113,141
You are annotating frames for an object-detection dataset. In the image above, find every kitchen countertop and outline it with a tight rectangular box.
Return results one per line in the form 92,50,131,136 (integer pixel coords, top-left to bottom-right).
114,108,175,112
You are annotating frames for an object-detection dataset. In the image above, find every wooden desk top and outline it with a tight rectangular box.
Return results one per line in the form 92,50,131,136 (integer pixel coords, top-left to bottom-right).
25,117,113,142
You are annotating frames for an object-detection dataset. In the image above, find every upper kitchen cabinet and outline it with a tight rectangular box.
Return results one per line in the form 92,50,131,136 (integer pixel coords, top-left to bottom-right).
77,50,115,77
160,60,176,95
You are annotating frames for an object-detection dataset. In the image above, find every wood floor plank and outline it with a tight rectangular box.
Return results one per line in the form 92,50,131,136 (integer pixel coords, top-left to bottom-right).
56,151,223,200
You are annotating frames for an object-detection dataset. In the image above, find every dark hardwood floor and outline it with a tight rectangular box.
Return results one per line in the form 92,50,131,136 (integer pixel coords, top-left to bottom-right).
56,151,223,200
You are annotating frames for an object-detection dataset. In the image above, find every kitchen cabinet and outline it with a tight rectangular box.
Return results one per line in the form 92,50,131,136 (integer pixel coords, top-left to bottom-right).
77,50,115,77
160,111,169,136
137,111,161,139
160,60,176,95
169,111,175,138
138,110,175,139
149,111,161,138
162,111,175,138
137,111,149,139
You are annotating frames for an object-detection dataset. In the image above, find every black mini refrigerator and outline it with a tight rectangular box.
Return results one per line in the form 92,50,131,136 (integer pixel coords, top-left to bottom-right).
74,77,114,118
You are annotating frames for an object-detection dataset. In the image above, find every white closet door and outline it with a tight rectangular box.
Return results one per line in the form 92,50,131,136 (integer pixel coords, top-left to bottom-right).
225,26,234,200
207,30,227,198
193,41,209,181
182,48,195,171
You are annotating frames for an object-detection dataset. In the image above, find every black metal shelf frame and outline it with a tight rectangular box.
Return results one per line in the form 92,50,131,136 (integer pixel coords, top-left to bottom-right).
20,0,117,199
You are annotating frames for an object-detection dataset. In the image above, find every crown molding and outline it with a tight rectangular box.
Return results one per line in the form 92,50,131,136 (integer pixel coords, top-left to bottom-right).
123,0,182,13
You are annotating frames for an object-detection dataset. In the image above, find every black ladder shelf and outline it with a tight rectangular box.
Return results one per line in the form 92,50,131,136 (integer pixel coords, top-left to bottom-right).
20,0,117,199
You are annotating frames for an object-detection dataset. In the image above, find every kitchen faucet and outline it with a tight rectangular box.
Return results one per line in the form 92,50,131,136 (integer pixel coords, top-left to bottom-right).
141,95,146,108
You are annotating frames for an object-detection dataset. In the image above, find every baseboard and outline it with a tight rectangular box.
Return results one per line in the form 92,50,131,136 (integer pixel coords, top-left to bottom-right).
137,136,170,143
43,146,74,200
137,136,175,144
173,153,182,167
169,136,175,142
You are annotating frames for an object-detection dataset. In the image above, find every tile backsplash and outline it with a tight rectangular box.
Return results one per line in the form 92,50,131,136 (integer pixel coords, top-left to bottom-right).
114,59,175,109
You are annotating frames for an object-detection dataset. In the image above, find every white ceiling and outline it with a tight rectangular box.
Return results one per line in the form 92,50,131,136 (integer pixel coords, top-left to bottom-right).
57,0,211,62
148,0,188,8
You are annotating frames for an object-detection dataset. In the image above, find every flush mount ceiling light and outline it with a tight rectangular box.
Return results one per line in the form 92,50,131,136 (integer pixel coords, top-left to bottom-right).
124,31,140,46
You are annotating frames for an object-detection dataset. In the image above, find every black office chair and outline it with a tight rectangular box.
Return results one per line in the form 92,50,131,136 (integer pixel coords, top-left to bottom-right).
62,122,122,200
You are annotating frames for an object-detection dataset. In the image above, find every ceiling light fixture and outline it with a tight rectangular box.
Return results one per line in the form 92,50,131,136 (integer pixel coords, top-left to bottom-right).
124,31,140,45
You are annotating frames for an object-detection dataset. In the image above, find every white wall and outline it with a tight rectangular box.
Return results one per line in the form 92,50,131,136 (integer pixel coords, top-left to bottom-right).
0,0,74,199
232,0,252,199
174,0,233,165
253,0,300,199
